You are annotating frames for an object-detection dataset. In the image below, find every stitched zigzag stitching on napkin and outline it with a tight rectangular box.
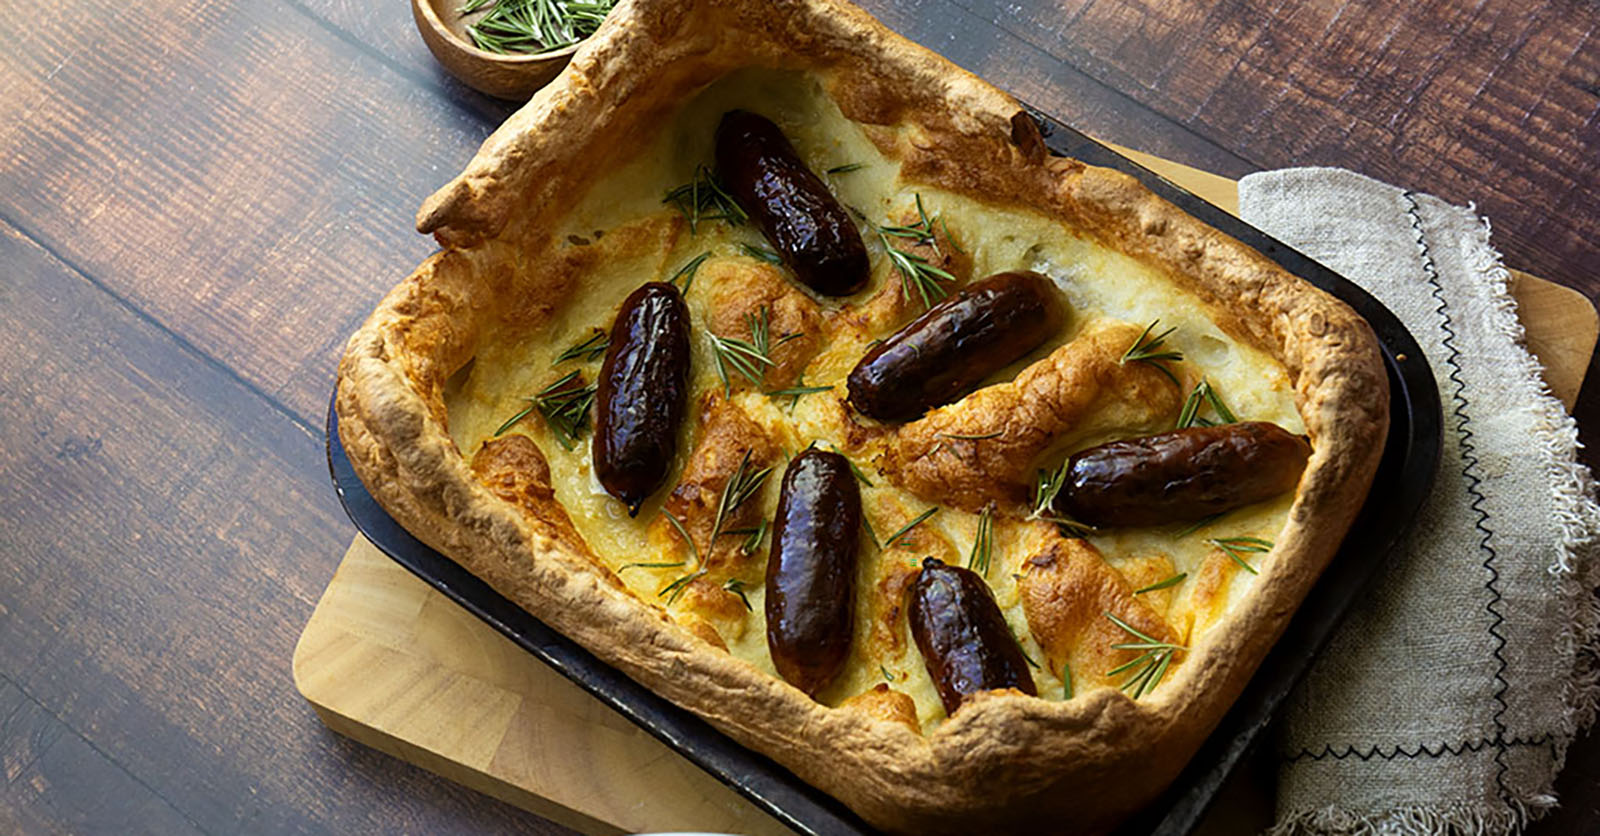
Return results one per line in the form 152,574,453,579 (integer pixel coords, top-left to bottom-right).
1286,734,1554,763
1403,190,1517,804
1245,168,1600,836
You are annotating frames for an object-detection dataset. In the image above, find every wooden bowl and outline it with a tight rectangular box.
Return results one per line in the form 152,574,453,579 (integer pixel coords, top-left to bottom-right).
411,0,580,100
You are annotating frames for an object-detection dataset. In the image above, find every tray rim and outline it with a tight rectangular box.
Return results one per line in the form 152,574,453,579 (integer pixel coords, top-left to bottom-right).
324,114,1443,836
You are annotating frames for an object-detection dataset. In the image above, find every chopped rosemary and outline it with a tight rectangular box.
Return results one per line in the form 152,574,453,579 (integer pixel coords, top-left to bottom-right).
707,306,798,396
1173,512,1225,538
881,507,939,549
878,194,956,309
1176,378,1238,429
1207,536,1273,575
494,371,596,450
739,244,784,264
1104,612,1186,699
1026,461,1096,539
1134,573,1188,594
967,504,996,576
460,0,616,55
668,251,711,294
722,579,753,611
552,330,608,365
1121,320,1183,387
827,162,866,174
938,430,1003,440
663,165,747,233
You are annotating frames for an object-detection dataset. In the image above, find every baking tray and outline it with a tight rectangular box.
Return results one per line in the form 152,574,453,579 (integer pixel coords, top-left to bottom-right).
325,110,1442,835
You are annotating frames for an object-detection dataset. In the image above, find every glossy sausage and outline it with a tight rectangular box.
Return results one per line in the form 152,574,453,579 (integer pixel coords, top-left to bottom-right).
1053,421,1312,528
715,110,869,297
909,558,1037,714
765,448,862,695
846,271,1065,422
594,282,691,516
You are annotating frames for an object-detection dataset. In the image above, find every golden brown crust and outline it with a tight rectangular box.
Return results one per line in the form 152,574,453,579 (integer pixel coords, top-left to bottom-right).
336,0,1390,831
883,320,1184,512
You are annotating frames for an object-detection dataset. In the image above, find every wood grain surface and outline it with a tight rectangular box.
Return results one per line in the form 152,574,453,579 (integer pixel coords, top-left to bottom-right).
1,0,1596,832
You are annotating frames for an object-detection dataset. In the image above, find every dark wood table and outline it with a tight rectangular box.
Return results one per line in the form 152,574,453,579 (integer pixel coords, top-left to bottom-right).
3,0,1596,832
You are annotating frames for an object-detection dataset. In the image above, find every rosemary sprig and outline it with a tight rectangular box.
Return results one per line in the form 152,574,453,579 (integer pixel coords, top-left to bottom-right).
1104,612,1186,699
668,251,711,294
1026,461,1096,539
494,371,596,449
1207,536,1273,575
1176,378,1238,429
739,244,783,264
722,579,753,611
663,165,747,234
967,503,996,577
707,306,799,396
1121,320,1183,387
880,507,939,550
553,330,608,365
709,451,773,549
655,455,772,604
827,162,865,174
461,0,617,55
1173,512,1225,538
878,195,956,309
1134,573,1188,594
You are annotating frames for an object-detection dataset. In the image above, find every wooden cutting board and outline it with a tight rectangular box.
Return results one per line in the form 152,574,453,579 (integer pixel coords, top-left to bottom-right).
293,152,1598,836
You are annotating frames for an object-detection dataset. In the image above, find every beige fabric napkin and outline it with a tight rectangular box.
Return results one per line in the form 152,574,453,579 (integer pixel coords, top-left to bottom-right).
1236,168,1600,834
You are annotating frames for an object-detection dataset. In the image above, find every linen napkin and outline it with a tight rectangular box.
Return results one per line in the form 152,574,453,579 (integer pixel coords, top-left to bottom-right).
1235,168,1600,834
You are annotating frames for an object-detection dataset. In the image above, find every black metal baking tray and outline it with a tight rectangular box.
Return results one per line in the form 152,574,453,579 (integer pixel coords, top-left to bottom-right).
325,111,1442,835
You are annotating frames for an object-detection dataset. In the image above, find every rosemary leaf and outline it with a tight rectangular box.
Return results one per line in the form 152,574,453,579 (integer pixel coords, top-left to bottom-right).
1177,379,1238,428
938,430,1003,440
1134,573,1188,594
722,579,753,611
660,568,705,605
668,251,711,294
827,162,865,174
660,509,700,565
881,506,939,549
1173,512,1225,538
1207,536,1273,575
967,503,995,577
617,560,686,572
552,330,608,365
739,243,784,264
1061,663,1074,700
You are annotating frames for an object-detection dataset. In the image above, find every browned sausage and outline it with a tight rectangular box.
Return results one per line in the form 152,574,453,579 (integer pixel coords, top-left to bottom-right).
766,448,862,694
594,282,691,516
846,271,1066,422
909,558,1037,714
1053,421,1312,527
715,110,869,297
